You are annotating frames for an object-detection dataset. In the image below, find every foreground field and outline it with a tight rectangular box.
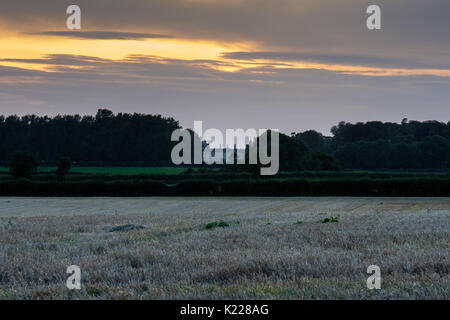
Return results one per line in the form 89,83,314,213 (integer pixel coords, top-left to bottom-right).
0,197,448,299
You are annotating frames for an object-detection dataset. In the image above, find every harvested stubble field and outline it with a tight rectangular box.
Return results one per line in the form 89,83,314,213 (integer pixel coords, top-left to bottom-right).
0,197,448,300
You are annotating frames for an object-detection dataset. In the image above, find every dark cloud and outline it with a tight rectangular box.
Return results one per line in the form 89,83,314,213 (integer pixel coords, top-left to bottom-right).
1,54,226,83
26,31,174,40
222,52,450,70
1,55,110,66
0,65,47,77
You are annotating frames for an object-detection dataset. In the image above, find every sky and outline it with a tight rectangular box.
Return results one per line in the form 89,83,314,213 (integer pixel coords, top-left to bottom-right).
0,0,449,135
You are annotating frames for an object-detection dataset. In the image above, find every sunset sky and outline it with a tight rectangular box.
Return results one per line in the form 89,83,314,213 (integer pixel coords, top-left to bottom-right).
1,0,449,134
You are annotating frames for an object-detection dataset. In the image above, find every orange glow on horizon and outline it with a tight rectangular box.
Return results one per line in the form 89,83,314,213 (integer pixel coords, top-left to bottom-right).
1,31,450,78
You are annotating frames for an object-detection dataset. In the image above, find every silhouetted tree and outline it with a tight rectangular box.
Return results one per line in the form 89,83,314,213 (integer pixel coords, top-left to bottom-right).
9,152,38,178
240,131,310,173
295,130,330,153
56,157,72,178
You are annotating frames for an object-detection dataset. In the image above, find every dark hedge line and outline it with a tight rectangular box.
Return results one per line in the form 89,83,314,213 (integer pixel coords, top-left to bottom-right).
1,170,448,183
0,178,449,196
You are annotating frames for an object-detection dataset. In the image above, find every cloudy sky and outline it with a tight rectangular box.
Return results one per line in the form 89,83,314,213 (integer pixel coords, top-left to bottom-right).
0,0,449,135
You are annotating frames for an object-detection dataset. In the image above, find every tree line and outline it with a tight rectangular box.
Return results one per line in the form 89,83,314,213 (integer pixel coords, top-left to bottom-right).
0,109,180,165
295,119,450,169
0,110,449,170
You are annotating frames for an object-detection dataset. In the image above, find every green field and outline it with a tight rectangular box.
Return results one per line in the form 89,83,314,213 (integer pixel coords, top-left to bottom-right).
0,166,187,175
